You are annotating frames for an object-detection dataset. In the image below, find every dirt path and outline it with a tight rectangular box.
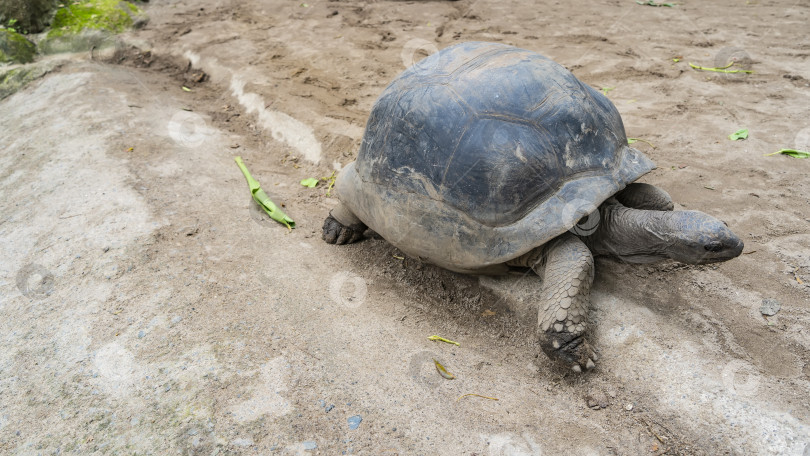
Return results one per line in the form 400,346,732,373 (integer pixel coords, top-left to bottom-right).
1,0,808,454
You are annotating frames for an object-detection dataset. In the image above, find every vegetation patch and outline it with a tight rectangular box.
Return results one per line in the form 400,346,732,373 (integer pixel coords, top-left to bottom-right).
0,0,57,34
48,0,142,38
0,28,36,64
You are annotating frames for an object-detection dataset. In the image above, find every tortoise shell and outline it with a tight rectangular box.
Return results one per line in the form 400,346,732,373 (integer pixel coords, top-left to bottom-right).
335,42,654,272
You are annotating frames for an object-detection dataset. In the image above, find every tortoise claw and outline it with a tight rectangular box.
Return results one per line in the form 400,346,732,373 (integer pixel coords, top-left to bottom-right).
543,335,598,374
322,215,365,245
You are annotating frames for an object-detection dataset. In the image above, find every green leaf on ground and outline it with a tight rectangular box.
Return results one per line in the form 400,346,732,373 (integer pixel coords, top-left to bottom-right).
729,128,748,140
234,156,295,229
300,177,319,188
433,359,456,380
628,137,656,149
321,170,336,196
636,1,675,6
428,335,460,346
764,149,810,159
689,62,753,74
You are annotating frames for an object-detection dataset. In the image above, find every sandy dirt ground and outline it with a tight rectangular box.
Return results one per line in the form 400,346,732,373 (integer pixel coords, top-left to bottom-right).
1,0,809,454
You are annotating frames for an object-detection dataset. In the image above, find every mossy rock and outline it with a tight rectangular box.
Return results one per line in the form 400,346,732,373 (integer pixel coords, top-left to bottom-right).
0,59,61,100
39,29,119,55
0,0,57,34
0,28,36,63
49,0,144,36
40,0,146,54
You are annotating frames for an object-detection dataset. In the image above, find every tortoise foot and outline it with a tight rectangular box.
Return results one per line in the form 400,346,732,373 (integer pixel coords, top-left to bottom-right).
322,214,365,245
540,333,598,372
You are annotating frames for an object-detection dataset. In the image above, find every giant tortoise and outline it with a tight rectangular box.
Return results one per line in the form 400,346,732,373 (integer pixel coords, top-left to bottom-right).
322,42,743,372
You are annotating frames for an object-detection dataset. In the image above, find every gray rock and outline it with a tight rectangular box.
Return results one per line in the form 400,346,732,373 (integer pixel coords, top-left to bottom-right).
760,298,781,316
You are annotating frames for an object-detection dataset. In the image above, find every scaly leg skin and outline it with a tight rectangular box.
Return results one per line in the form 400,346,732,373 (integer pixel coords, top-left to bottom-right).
322,203,367,245
615,182,674,211
512,233,598,372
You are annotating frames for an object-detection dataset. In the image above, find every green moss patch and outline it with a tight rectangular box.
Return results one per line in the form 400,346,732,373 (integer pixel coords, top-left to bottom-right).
40,0,145,54
48,0,142,37
0,60,61,99
0,28,37,63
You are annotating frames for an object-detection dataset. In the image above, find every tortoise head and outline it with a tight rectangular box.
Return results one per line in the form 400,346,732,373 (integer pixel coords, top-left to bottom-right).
583,205,744,265
655,210,744,264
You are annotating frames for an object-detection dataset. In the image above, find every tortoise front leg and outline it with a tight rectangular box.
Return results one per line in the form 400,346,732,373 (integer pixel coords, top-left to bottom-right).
615,182,674,211
322,203,367,245
511,233,597,372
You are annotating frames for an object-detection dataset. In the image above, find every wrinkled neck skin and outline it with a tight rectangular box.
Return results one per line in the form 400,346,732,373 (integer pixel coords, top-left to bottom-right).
580,203,744,265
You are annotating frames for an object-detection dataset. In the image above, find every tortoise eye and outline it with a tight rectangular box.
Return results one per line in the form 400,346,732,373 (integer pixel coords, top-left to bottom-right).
704,241,723,252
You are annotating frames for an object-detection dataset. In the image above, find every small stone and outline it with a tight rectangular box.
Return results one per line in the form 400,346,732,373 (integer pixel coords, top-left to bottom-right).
586,390,607,409
325,404,334,413
231,438,253,447
625,403,634,411
302,441,317,450
347,415,362,430
760,298,781,316
137,330,145,339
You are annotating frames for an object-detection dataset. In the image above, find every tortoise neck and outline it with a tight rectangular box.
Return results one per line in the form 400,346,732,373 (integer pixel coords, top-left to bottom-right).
579,204,673,263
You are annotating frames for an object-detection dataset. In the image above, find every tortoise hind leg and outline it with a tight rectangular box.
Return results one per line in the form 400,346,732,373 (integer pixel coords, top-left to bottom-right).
615,182,674,211
322,203,367,245
511,233,597,372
